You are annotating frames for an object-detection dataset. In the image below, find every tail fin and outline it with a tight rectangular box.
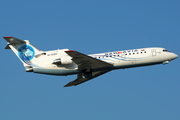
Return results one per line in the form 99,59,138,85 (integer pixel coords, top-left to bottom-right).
4,36,42,69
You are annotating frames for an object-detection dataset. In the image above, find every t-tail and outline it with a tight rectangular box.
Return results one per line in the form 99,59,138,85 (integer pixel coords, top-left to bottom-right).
4,36,42,72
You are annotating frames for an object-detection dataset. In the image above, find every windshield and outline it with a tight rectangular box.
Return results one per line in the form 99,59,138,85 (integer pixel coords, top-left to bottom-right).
163,49,170,52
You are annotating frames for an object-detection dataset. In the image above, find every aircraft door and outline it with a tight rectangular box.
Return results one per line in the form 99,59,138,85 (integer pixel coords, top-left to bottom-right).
151,49,156,56
120,53,126,60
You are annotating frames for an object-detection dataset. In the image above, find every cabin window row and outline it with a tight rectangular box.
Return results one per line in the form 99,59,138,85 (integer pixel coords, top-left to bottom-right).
94,51,146,59
125,51,146,55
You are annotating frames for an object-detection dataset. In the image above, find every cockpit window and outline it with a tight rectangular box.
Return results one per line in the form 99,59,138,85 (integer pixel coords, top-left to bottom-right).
163,49,170,52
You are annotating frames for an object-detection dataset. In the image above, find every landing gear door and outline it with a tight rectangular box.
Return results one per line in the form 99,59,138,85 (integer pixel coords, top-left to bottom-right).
152,49,156,56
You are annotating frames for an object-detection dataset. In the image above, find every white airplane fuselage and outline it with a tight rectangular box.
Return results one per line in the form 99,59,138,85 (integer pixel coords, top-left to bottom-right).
32,47,178,75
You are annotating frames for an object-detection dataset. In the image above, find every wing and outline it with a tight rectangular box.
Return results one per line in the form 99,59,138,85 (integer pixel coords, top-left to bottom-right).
65,50,113,71
64,50,113,87
64,70,111,87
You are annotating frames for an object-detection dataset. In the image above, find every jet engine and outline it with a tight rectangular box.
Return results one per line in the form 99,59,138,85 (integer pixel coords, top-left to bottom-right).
53,57,73,65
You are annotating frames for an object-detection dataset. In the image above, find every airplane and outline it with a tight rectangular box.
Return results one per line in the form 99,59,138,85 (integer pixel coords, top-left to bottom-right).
3,36,178,87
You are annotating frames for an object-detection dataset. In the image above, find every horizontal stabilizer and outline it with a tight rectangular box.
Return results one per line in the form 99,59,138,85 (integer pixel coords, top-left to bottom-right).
5,45,11,49
3,36,26,44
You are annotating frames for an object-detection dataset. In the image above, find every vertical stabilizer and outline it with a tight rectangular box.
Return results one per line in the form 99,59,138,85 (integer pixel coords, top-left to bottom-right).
4,36,42,67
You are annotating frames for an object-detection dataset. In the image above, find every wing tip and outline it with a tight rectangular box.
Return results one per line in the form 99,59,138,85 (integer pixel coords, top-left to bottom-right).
64,83,74,87
64,81,77,87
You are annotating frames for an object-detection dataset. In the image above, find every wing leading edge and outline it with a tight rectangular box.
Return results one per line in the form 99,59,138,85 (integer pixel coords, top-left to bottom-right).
65,50,113,71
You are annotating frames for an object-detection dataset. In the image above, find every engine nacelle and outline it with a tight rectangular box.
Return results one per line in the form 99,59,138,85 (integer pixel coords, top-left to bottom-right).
53,57,73,65
61,57,73,64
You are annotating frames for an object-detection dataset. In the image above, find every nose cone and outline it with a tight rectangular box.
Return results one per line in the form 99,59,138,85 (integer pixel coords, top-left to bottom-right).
175,54,178,58
171,53,178,60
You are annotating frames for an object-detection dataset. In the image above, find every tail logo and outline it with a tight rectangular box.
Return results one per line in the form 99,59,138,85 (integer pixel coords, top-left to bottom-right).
18,45,35,63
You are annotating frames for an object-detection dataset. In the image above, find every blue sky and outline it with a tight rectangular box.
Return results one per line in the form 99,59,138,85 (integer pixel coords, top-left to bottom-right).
0,0,180,120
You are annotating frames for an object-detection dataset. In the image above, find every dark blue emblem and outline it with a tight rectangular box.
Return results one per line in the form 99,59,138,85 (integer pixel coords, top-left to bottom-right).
18,45,35,63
